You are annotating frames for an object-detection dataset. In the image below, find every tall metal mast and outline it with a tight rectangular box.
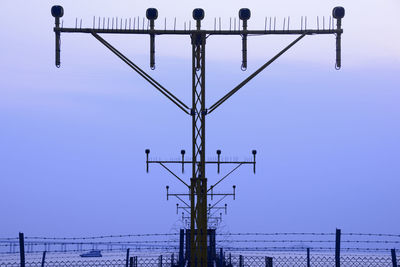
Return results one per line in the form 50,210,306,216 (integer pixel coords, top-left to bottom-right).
190,9,208,264
51,6,345,266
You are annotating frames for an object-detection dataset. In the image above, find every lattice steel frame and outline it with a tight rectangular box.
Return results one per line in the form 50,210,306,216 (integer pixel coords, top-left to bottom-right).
190,31,207,265
51,5,344,266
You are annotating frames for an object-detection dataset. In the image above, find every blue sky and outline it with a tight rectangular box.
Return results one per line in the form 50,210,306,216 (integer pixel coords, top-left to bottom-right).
0,0,399,237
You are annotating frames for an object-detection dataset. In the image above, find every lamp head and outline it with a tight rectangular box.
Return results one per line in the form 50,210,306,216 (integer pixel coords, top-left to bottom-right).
51,5,64,18
239,8,251,20
332,6,345,19
252,150,257,155
146,8,158,20
193,8,205,21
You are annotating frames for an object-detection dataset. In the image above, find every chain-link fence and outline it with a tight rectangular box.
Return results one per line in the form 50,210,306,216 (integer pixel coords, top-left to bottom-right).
225,254,399,267
0,253,399,267
1,231,399,266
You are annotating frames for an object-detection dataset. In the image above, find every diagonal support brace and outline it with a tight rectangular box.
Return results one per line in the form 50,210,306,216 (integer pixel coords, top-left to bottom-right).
91,32,190,114
159,163,190,188
208,33,307,114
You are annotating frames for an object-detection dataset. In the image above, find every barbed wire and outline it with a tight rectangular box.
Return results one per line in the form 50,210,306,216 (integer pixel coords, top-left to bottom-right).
0,241,181,248
217,239,400,244
220,232,336,236
343,233,400,238
2,232,399,241
22,233,179,240
0,246,180,255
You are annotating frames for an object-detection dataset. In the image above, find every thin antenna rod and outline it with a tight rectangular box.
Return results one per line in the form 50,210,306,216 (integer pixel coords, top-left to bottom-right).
269,17,272,31
265,17,267,31
283,17,286,31
301,16,303,30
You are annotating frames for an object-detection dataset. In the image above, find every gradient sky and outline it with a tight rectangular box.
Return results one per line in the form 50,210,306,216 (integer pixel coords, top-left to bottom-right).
0,0,399,238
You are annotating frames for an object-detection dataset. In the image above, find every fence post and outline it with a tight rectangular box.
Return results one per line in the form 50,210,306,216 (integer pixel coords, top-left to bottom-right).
179,229,184,266
335,228,341,267
125,248,130,267
307,248,310,267
41,251,46,267
159,254,163,267
129,256,134,267
19,232,25,267
134,256,138,267
171,253,174,267
265,256,273,267
239,255,243,267
185,229,190,262
220,248,223,267
391,249,398,267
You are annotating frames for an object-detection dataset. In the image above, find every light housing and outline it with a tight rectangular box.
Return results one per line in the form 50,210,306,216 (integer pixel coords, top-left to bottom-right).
51,5,64,18
146,8,158,20
332,6,345,19
239,8,251,20
193,8,205,20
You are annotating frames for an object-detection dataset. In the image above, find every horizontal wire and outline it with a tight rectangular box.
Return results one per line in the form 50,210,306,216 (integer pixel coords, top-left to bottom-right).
343,233,400,238
2,232,398,242
220,232,335,236
217,239,400,244
23,233,178,240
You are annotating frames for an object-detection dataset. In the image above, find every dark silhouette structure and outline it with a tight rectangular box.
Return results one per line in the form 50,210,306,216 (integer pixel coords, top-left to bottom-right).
51,6,344,266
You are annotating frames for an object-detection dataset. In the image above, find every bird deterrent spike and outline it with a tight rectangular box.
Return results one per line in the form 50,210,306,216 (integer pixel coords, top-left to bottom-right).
265,17,267,31
283,17,286,31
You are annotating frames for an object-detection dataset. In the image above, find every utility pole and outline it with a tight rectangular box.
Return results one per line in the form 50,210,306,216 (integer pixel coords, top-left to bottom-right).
51,6,344,266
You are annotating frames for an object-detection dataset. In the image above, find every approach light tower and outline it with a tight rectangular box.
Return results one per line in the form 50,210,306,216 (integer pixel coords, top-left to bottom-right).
51,5,344,266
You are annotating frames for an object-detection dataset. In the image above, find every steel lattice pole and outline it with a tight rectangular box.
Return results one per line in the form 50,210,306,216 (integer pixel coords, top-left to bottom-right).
190,31,207,266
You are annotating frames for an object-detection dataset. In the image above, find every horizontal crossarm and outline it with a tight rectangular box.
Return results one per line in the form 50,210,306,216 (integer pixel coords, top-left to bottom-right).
208,33,307,114
59,28,341,36
91,32,190,114
147,160,254,164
